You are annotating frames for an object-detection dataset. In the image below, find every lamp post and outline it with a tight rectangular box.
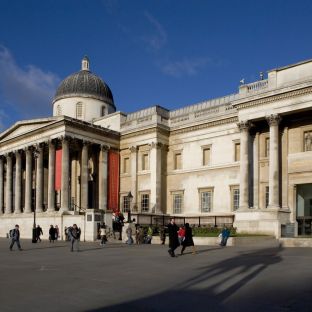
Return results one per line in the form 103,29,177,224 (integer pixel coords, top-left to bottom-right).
32,150,39,243
127,191,133,223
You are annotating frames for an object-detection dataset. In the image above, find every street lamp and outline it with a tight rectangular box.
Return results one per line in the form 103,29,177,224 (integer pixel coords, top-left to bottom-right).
32,149,39,243
127,191,133,222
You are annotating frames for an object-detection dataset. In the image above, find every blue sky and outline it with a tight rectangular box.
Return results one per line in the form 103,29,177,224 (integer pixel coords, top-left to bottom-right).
1,0,312,130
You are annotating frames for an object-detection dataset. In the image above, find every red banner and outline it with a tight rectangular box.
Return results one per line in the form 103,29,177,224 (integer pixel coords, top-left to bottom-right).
55,149,62,190
107,150,119,212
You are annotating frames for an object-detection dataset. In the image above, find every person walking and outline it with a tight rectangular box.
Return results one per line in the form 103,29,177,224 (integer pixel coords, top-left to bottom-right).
36,225,43,242
167,218,179,257
55,225,60,240
220,226,230,247
125,224,133,245
9,225,22,251
178,226,185,245
159,226,166,245
181,223,196,255
68,224,81,252
49,225,56,243
100,224,107,246
146,226,153,244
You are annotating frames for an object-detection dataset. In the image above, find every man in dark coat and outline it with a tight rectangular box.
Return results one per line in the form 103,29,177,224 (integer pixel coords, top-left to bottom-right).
167,218,179,257
68,224,81,252
9,224,22,251
36,225,43,242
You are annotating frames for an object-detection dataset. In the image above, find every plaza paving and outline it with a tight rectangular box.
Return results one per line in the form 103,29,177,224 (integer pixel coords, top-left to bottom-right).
0,238,312,312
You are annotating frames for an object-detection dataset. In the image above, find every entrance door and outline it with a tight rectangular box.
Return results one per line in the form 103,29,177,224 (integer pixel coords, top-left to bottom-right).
296,183,312,236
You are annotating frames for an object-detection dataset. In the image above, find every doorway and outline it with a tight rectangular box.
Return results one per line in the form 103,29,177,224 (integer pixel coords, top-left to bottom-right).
296,183,312,236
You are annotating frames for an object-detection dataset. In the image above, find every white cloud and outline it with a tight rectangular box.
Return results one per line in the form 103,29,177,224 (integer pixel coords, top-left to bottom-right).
143,11,167,51
161,57,211,78
0,46,60,119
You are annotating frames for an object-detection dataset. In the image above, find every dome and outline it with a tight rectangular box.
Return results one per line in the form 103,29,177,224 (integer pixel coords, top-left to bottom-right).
53,57,115,107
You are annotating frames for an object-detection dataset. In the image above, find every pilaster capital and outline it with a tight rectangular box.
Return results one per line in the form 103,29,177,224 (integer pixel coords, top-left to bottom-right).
149,142,163,150
129,145,138,153
237,120,252,132
266,114,281,126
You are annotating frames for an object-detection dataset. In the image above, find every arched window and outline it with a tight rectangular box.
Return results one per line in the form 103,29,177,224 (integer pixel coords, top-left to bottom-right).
56,105,62,116
101,106,106,117
76,102,83,119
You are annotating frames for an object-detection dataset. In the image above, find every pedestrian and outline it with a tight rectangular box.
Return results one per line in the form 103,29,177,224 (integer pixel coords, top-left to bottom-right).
125,224,133,245
146,226,153,244
181,223,196,255
55,225,60,240
178,226,185,245
100,224,107,246
220,226,230,247
167,218,179,257
9,224,22,251
49,225,56,243
36,225,43,242
68,224,81,252
159,226,166,245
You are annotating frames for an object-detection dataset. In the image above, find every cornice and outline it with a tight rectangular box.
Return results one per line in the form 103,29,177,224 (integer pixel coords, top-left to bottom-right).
234,85,312,110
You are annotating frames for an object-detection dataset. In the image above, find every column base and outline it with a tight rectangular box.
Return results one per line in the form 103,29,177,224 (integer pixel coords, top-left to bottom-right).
267,205,280,210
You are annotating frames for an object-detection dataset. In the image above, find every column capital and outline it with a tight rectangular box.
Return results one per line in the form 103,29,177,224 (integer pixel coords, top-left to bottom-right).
237,120,252,132
100,144,110,151
266,114,281,126
82,140,91,147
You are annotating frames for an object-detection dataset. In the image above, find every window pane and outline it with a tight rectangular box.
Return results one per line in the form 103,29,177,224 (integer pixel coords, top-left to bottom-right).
123,196,130,212
201,191,212,212
173,194,183,213
174,153,182,170
76,102,83,118
203,148,211,166
235,143,240,162
233,188,240,210
141,194,149,212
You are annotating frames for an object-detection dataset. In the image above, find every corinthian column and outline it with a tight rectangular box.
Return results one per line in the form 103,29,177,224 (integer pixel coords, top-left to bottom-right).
237,121,251,210
80,141,89,210
24,148,32,213
14,151,22,214
5,154,13,214
47,141,56,212
266,114,281,209
0,157,3,214
61,137,70,211
35,146,44,212
98,145,109,211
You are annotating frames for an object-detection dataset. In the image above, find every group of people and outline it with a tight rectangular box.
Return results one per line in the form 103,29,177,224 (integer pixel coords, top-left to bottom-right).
33,224,60,243
168,219,196,257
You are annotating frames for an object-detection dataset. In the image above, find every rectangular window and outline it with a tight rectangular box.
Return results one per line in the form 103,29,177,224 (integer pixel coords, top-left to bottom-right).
76,102,83,119
233,188,240,210
234,143,240,162
141,194,150,212
123,157,129,174
142,153,149,170
173,193,183,214
304,131,312,151
174,153,182,170
200,190,213,212
123,196,130,212
265,138,270,158
265,186,269,208
203,148,211,166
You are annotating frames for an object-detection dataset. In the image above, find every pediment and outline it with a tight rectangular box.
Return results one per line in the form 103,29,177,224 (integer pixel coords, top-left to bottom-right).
0,118,58,142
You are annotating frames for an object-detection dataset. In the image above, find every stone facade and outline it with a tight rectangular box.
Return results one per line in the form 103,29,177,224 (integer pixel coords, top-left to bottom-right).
1,58,312,240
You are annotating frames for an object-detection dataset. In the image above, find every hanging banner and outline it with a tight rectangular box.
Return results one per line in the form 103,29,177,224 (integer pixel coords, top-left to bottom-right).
55,149,62,190
107,150,119,212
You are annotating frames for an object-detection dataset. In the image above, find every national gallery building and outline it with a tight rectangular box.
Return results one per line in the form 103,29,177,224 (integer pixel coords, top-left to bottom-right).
0,57,312,240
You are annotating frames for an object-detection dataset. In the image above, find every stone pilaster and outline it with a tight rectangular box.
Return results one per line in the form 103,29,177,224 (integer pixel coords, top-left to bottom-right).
129,145,138,211
47,140,56,212
0,156,4,214
61,137,70,211
5,154,13,214
35,146,44,212
24,148,32,213
98,145,109,211
237,121,251,210
80,141,89,210
150,142,163,214
253,132,259,209
14,151,22,214
266,114,281,209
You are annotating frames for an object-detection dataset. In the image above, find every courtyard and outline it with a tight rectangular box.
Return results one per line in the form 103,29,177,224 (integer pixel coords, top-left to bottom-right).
0,238,312,311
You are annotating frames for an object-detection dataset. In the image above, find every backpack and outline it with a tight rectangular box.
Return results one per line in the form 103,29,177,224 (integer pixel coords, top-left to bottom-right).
9,229,15,238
